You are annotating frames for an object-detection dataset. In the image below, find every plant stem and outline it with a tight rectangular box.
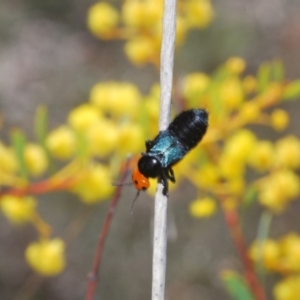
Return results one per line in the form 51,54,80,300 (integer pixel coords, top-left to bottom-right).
219,196,267,300
151,0,177,299
84,158,131,300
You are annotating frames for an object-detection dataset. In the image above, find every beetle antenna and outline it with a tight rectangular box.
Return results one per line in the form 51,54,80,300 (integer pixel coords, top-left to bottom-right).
130,190,140,214
111,182,133,187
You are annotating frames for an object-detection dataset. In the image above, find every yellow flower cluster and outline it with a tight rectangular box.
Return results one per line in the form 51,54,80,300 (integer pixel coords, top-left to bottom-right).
0,142,18,174
250,233,300,299
71,163,114,203
258,170,300,212
169,58,300,216
0,195,36,223
274,275,300,300
25,238,66,276
1,55,300,279
87,0,214,66
189,196,217,217
43,81,161,202
24,144,48,176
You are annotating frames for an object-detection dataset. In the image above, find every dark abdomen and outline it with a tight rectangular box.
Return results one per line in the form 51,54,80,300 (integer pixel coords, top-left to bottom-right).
168,109,208,151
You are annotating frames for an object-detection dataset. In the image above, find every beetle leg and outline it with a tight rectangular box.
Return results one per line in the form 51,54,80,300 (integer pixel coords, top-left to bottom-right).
160,171,169,196
166,168,176,183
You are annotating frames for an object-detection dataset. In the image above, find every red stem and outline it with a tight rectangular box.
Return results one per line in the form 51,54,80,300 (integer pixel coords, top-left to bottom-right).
220,200,267,300
84,158,131,300
0,177,76,198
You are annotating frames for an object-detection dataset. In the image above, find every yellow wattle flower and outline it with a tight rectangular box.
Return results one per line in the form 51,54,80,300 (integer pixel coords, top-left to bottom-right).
189,197,216,218
24,143,48,176
87,2,119,37
45,126,76,160
0,195,37,224
25,238,66,276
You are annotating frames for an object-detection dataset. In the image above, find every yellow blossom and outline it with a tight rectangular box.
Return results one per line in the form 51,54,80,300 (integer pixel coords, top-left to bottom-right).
90,82,141,119
258,170,300,212
271,109,289,131
274,275,300,300
87,2,119,37
171,147,203,176
118,123,145,155
243,75,257,93
184,0,214,28
225,57,246,74
193,163,219,189
223,129,257,162
45,126,76,159
68,104,101,131
122,0,162,28
87,119,119,157
0,142,18,173
275,135,300,169
143,88,159,118
122,0,144,27
72,163,114,203
226,178,245,196
279,233,300,272
249,239,280,271
182,72,210,100
0,195,36,224
122,0,151,27
142,99,159,137
219,77,244,110
113,83,142,118
25,238,65,276
248,140,274,172
219,155,245,179
24,143,48,176
189,196,217,217
239,101,260,122
219,130,256,179
124,37,157,65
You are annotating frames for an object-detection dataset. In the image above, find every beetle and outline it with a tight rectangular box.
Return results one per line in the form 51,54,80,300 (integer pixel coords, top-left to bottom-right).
132,109,208,197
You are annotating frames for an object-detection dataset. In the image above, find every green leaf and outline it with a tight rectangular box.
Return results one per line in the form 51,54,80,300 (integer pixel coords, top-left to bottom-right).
271,60,285,82
34,105,48,145
257,62,271,93
34,105,56,173
282,79,300,100
10,129,28,180
221,271,255,300
255,211,272,282
242,186,258,207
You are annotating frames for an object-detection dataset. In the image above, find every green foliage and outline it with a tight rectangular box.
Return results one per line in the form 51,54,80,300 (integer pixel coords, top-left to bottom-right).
222,271,255,300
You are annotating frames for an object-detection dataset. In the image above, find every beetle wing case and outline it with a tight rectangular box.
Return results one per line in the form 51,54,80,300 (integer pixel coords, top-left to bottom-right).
168,109,208,152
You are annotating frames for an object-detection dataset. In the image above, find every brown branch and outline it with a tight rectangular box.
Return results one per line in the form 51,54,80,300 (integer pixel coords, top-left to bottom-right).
84,157,131,300
219,196,267,300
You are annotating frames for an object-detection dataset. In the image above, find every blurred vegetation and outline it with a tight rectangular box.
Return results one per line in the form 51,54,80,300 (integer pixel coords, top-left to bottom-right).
1,0,300,300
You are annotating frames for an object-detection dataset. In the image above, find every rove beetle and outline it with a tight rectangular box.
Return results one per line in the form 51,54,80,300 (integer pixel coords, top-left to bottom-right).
132,109,208,198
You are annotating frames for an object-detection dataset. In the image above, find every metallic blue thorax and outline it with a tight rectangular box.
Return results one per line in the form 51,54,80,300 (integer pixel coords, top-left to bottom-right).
147,131,187,169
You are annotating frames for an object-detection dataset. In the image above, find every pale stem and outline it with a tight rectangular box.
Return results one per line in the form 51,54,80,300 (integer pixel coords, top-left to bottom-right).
151,0,177,299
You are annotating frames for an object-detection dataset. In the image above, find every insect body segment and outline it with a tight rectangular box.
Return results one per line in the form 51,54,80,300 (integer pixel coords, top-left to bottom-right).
134,109,208,195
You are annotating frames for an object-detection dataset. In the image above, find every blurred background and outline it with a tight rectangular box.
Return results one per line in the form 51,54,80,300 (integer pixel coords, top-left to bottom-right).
0,0,300,299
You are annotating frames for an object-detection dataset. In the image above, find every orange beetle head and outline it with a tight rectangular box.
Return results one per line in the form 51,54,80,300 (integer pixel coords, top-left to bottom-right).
132,168,150,191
